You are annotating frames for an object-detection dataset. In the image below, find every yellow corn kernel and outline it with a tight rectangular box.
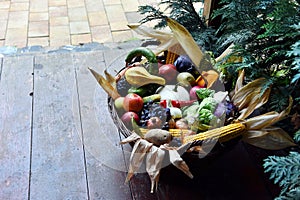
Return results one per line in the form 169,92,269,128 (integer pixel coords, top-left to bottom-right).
140,128,189,137
166,44,180,64
183,123,246,144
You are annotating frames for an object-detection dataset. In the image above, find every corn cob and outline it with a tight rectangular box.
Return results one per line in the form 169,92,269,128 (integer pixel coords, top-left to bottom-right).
139,128,190,138
166,44,181,64
183,123,246,144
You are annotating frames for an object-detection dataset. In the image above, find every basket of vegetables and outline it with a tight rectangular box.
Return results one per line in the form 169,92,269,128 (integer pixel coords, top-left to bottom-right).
89,18,296,193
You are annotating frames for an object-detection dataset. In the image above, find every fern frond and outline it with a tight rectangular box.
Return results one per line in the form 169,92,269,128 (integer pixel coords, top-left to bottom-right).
269,88,290,112
294,130,300,143
264,151,300,199
288,39,300,83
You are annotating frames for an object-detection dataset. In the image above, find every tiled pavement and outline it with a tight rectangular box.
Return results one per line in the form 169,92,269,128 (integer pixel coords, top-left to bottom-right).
0,0,159,48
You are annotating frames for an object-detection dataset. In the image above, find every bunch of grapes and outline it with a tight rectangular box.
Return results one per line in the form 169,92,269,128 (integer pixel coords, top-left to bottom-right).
139,101,168,128
116,77,131,96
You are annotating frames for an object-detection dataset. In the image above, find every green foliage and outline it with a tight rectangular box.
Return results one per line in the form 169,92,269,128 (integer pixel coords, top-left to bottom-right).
294,129,300,143
198,108,216,125
196,88,215,100
214,0,300,77
268,89,290,112
213,0,300,113
199,97,218,112
287,23,300,83
264,151,300,199
138,0,217,50
212,0,271,50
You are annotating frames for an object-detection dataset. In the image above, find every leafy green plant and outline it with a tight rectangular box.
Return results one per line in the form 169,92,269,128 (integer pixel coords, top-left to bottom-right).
138,0,217,50
213,0,300,112
264,150,300,200
294,129,300,143
287,23,300,84
262,129,300,199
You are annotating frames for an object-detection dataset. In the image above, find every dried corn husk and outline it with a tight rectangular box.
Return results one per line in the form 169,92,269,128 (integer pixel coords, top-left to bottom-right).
120,132,192,193
234,70,245,94
129,18,213,72
128,24,180,55
125,138,153,182
166,18,205,69
145,146,165,193
104,69,116,87
215,43,235,63
232,77,271,120
243,127,296,150
241,96,296,150
166,18,214,71
229,71,296,150
88,68,120,100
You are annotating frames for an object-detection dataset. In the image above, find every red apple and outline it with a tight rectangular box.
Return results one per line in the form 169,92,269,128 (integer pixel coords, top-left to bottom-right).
123,93,144,112
158,64,178,83
121,111,140,128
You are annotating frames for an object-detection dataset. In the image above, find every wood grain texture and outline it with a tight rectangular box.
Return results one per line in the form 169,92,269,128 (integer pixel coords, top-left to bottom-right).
0,56,33,199
30,53,88,199
73,50,133,200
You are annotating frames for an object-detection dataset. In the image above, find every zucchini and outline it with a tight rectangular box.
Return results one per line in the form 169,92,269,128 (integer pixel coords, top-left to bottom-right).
125,47,158,74
125,47,157,64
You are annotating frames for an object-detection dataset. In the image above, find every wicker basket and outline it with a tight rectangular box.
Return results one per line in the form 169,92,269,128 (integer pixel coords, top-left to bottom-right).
107,44,244,157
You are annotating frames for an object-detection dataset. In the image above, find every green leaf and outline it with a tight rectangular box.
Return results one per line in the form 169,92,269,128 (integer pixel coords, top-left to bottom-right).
264,151,300,199
294,129,300,143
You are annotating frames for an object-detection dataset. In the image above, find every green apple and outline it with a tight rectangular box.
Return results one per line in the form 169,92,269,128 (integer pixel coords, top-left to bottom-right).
177,72,196,87
114,96,125,114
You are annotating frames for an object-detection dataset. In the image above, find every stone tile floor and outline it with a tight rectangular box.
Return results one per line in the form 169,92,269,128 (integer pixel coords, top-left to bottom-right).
0,0,160,48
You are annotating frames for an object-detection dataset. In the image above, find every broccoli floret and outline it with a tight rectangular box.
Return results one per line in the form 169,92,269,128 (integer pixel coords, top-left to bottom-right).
196,88,215,100
199,97,218,112
198,108,217,125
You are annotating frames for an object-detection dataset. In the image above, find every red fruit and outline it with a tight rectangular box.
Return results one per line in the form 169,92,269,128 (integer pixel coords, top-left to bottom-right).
158,61,164,68
158,64,178,82
147,117,163,129
123,93,144,112
121,111,139,127
190,85,204,100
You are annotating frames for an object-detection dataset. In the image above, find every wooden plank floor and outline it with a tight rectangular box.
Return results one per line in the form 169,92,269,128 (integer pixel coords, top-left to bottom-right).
0,49,135,200
0,46,282,200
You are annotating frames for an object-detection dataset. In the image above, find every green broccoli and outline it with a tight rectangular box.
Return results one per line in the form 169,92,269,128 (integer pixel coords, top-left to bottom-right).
199,97,218,112
196,88,215,100
198,108,217,125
